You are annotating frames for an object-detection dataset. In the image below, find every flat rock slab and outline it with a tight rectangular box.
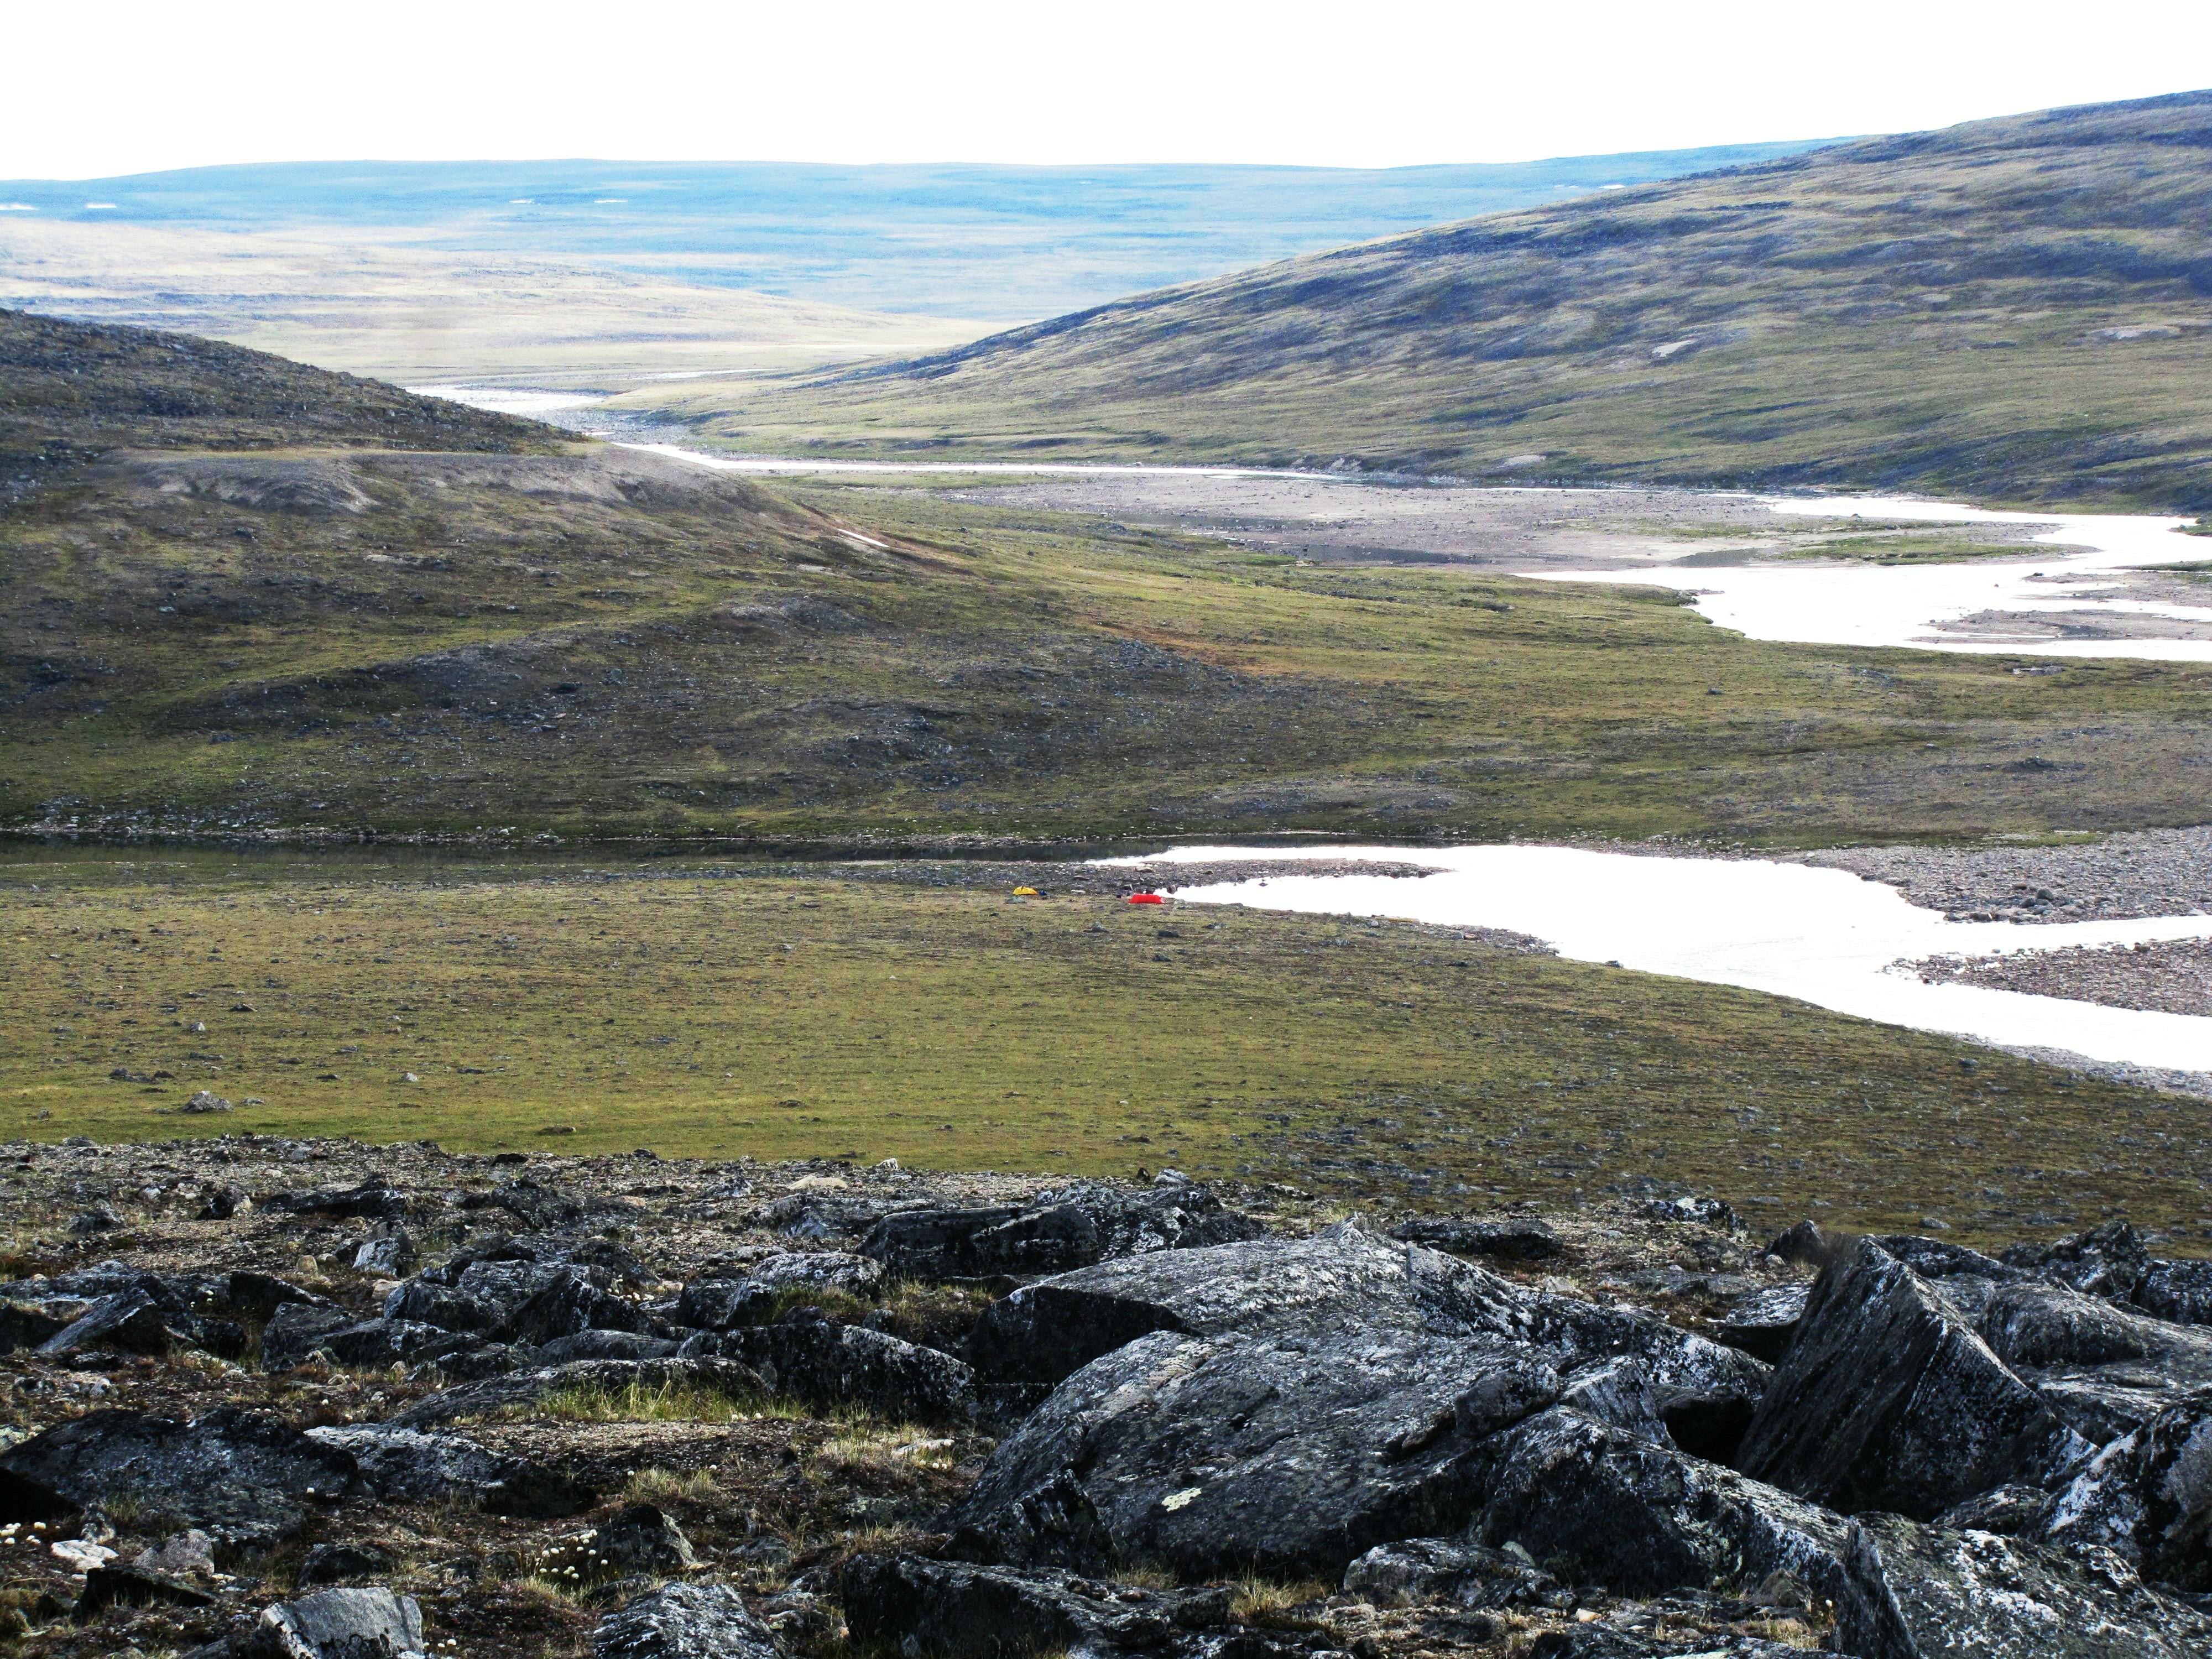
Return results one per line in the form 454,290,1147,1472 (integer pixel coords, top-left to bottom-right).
259,1586,426,1659
591,1582,781,1659
842,1553,1230,1658
0,1406,364,1553
861,1181,1262,1282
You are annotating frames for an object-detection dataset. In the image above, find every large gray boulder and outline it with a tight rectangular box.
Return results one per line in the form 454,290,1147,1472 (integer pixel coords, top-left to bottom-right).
2042,1386,2212,1590
1737,1239,2085,1519
305,1423,591,1517
948,1224,1769,1580
860,1180,1261,1282
2008,1219,2150,1301
841,1553,1230,1657
258,1586,426,1658
0,1406,363,1554
946,1325,1561,1578
685,1313,978,1425
1340,1536,1560,1610
592,1582,781,1659
2133,1257,2212,1326
1833,1511,2211,1658
1977,1277,2212,1443
1459,1406,1853,1601
967,1222,1762,1400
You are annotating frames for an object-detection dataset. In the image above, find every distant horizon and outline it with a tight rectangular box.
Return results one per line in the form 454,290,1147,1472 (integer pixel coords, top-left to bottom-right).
5,2,2208,179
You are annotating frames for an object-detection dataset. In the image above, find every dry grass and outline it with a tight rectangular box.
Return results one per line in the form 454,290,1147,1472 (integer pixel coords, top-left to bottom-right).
622,1466,723,1505
526,1377,797,1426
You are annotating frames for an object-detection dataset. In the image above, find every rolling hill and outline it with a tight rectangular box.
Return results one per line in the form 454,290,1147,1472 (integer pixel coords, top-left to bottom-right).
9,306,2212,848
660,91,2212,510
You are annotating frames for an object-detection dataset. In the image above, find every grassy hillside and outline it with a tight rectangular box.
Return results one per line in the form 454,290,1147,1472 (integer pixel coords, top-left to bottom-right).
0,307,556,500
8,848,2207,1243
9,306,2212,847
655,91,2212,510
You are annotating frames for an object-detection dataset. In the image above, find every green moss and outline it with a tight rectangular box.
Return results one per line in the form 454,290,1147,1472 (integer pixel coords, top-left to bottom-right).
6,853,2207,1245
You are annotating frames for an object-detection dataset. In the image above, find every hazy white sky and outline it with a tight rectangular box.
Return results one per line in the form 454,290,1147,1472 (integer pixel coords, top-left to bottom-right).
8,1,2212,179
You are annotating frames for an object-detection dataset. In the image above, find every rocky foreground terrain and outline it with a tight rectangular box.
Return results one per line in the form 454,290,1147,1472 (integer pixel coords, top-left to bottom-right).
2,1139,2210,1657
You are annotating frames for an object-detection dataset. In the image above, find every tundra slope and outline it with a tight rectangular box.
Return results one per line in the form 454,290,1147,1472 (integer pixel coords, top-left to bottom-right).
11,308,2212,846
2,1136,2210,1657
673,90,2212,510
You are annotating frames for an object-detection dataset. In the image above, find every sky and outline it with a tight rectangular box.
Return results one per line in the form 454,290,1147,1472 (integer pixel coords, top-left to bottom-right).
8,0,2212,179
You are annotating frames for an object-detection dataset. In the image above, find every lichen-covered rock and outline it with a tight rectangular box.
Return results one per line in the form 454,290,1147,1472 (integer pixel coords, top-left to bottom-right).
1833,1511,2211,1658
258,1585,426,1658
969,1222,1764,1401
1977,1277,2212,1442
1714,1282,1810,1364
260,1302,360,1371
2042,1386,2212,1590
1461,1407,1853,1601
381,1280,501,1333
534,1329,679,1364
842,1553,1230,1657
687,1313,977,1425
0,1406,363,1554
1390,1215,1562,1261
1737,1239,2085,1519
860,1180,1261,1282
2006,1219,2150,1301
305,1423,591,1517
946,1323,1563,1579
746,1250,884,1297
591,1582,781,1659
2134,1257,2212,1327
1341,1536,1561,1609
500,1269,649,1347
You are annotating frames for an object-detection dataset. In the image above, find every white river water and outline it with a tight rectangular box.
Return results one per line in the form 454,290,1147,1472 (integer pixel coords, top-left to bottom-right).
411,382,2211,662
1531,495,2212,661
1102,844,2212,1075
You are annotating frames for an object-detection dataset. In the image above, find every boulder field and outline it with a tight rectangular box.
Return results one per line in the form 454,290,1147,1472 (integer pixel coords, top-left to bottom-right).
0,1136,2208,1656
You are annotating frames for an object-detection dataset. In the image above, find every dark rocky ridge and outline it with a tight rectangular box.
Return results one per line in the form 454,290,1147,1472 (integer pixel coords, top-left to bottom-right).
1,1135,2209,1656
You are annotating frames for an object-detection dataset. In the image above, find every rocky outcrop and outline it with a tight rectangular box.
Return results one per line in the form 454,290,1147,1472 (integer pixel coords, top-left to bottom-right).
2135,1256,2212,1326
1833,1511,2211,1658
1460,1406,1851,1601
591,1582,781,1659
2042,1387,2212,1589
1976,1277,2212,1442
842,1553,1230,1657
685,1312,978,1425
860,1178,1262,1281
304,1423,591,1516
1390,1215,1562,1262
948,1225,1764,1580
0,1407,364,1553
255,1586,427,1658
1737,1238,2085,1518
